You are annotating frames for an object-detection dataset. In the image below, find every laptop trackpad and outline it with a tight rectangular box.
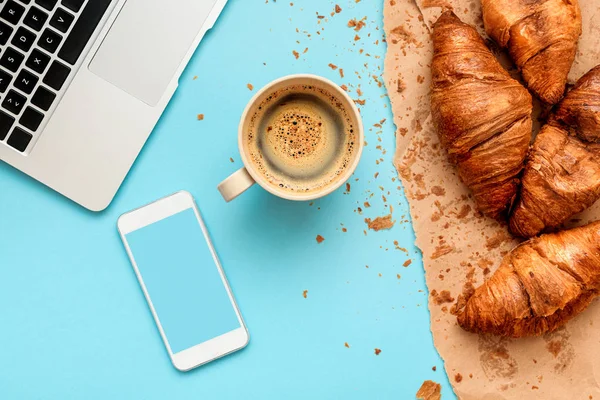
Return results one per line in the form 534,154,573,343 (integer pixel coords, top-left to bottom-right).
89,0,217,106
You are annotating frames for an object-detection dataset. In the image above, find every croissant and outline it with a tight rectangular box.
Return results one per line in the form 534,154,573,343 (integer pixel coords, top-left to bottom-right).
509,66,600,238
481,0,582,104
457,221,600,337
554,65,600,142
431,11,533,219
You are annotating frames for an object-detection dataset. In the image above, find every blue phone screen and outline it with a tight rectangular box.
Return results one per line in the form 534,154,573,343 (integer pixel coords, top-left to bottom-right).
125,208,241,354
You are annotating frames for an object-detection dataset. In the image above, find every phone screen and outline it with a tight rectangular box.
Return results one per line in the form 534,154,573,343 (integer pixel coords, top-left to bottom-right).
125,208,241,354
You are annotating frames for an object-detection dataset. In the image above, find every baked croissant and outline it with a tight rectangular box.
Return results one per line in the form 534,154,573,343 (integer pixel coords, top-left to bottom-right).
554,65,600,142
481,0,582,104
509,66,600,238
431,11,533,219
457,221,600,337
509,125,600,238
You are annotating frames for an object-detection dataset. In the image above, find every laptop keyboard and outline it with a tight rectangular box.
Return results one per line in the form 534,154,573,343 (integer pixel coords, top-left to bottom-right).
0,0,111,153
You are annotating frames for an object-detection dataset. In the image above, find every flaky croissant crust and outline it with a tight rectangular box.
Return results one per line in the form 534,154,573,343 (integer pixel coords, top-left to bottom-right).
431,11,532,219
458,221,600,337
509,65,600,238
482,0,582,104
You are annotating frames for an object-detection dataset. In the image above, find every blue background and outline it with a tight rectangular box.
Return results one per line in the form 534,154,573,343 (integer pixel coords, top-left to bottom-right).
0,0,456,398
125,208,241,354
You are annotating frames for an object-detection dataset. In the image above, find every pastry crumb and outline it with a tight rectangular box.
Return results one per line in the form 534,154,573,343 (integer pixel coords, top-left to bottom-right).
197,114,204,121
374,348,381,355
455,373,463,383
316,235,325,243
416,380,441,400
344,342,350,348
397,76,406,93
431,244,454,259
303,290,308,299
365,214,395,231
432,290,455,305
247,83,254,91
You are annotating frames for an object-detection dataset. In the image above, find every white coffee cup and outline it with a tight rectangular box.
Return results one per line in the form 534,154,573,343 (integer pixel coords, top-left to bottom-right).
218,74,364,202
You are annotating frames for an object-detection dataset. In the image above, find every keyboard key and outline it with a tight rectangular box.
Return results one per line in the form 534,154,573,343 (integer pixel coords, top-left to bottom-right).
24,6,49,31
0,47,25,72
17,0,33,4
31,86,55,110
11,26,36,52
58,0,111,65
50,7,73,33
0,111,15,140
35,0,58,11
26,48,50,73
14,69,38,94
61,0,84,12
7,127,32,152
0,21,14,45
38,28,62,53
19,106,44,131
1,1,26,25
2,89,26,114
43,60,69,90
0,69,12,93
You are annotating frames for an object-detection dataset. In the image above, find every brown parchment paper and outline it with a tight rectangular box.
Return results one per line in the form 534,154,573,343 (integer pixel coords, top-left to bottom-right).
383,1,600,399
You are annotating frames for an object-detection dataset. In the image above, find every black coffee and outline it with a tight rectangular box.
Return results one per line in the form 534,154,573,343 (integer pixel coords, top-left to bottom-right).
244,84,358,194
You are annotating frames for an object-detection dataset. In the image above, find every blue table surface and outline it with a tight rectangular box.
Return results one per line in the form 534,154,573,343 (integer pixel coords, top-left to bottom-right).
0,1,457,399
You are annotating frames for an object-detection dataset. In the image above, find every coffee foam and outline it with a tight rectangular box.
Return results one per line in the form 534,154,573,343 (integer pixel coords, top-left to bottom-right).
244,84,358,194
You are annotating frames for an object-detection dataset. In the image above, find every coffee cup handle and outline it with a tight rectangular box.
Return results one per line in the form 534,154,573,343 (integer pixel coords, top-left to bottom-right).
218,168,256,202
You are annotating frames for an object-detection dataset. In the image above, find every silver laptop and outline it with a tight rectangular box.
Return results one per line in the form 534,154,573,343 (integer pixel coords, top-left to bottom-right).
0,0,228,211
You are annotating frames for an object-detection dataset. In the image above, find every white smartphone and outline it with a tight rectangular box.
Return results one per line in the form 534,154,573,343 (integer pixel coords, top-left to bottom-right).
118,191,249,371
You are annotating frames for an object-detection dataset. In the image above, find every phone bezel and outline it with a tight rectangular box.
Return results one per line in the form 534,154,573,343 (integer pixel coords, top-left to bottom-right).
117,190,249,371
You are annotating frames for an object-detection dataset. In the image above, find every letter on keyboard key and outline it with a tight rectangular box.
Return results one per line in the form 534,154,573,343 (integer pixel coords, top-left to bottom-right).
43,60,70,90
26,48,51,73
2,89,27,114
31,86,56,111
0,111,15,141
50,7,74,33
11,26,37,52
38,28,62,53
24,6,49,32
7,127,33,152
0,21,15,46
0,47,25,72
15,69,39,94
0,70,13,93
1,1,26,25
58,0,112,65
